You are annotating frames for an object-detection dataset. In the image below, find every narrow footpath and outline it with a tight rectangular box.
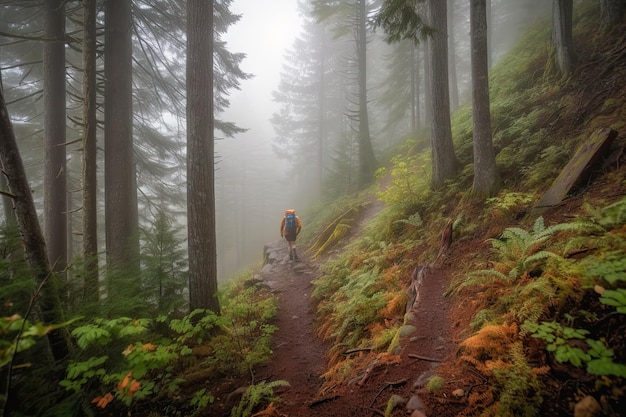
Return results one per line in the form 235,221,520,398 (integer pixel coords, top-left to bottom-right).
254,236,462,417
255,239,328,416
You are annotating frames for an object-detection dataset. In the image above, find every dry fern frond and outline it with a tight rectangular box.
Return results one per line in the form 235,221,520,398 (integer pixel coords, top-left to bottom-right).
306,206,362,258
461,389,495,416
379,292,407,319
459,322,519,375
382,264,402,284
531,365,551,375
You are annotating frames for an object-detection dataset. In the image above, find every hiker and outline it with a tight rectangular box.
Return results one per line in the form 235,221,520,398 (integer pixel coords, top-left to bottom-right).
280,209,302,260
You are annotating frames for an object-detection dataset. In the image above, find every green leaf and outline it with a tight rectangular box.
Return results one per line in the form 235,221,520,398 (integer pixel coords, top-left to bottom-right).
587,357,626,377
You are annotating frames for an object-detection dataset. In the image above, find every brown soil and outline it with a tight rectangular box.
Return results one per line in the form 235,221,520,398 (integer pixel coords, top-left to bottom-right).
247,199,477,417
203,154,626,417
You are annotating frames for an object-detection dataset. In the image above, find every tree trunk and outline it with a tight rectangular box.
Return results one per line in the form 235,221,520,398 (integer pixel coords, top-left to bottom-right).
410,44,420,134
1,170,16,226
427,0,458,189
486,0,492,68
470,0,498,197
0,79,69,362
187,0,220,314
448,0,459,110
552,0,575,76
423,35,431,129
104,0,140,281
599,0,626,26
317,26,326,199
356,0,377,189
43,0,67,277
82,0,99,305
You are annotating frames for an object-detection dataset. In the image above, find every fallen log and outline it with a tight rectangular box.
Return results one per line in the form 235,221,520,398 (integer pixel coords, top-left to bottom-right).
535,127,617,210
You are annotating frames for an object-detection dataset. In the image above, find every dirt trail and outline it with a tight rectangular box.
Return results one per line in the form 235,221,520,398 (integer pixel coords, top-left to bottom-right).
254,248,328,416
253,203,463,417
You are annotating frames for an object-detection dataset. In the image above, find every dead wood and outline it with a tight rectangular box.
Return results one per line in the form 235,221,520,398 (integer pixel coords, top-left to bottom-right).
408,354,443,362
309,395,340,408
370,379,408,407
535,127,617,210
345,347,373,354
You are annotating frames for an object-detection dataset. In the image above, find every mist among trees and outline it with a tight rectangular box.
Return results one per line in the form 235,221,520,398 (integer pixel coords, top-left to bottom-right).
1,0,624,415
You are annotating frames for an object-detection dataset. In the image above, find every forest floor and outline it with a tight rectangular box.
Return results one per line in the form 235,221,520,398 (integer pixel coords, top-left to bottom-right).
203,155,626,417
235,196,479,417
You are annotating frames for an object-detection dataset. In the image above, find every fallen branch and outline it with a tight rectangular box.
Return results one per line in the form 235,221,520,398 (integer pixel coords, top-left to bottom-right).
370,379,408,407
309,395,340,408
344,347,372,355
408,354,443,362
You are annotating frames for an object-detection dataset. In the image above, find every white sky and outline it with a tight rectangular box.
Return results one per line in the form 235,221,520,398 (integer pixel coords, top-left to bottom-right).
215,1,304,280
221,0,303,141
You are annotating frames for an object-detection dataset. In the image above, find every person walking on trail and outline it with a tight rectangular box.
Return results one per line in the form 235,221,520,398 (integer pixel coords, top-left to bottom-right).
280,209,302,261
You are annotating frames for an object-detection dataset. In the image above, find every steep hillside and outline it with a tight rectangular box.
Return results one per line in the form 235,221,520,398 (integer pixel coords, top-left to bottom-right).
280,4,626,417
199,5,626,417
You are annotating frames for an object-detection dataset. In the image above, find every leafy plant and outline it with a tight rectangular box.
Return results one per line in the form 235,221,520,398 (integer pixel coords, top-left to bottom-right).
491,342,546,417
190,388,214,412
491,217,593,278
595,197,626,229
0,315,77,368
376,146,431,208
230,380,289,417
485,192,536,219
523,320,626,377
207,286,278,376
595,285,626,313
60,274,281,413
582,251,626,286
60,316,186,408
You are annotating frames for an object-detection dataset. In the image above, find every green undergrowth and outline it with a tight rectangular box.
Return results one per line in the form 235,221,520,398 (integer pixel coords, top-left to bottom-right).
50,274,278,416
305,3,626,415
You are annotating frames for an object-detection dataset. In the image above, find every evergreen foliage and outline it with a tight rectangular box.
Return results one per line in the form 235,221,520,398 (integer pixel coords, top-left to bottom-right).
0,224,34,312
140,207,188,317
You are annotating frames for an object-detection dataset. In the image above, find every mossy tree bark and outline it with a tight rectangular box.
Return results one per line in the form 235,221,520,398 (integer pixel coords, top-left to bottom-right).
0,78,69,362
187,0,220,314
427,0,459,189
470,0,498,198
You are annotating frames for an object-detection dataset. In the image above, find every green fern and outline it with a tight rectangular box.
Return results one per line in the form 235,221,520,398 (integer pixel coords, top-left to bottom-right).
486,192,536,217
230,380,290,417
394,212,423,228
487,216,596,280
596,197,626,229
470,309,495,330
492,342,544,417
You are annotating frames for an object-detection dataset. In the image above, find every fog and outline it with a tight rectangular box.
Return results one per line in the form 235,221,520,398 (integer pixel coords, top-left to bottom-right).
0,0,554,283
216,0,304,280
213,0,553,281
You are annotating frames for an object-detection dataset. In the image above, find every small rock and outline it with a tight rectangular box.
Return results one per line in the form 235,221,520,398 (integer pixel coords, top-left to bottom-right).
410,410,427,417
574,395,602,417
413,370,434,388
452,388,464,398
406,395,425,412
399,324,417,337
